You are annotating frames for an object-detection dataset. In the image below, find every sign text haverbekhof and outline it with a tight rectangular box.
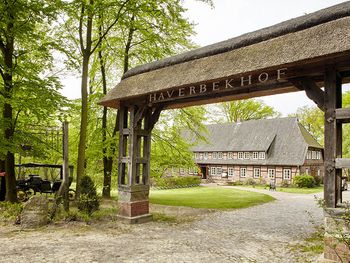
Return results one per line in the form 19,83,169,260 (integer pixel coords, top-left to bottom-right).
149,68,288,103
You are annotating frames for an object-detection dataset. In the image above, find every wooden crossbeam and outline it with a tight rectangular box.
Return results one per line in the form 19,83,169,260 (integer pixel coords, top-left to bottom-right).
335,158,350,169
335,108,350,123
291,78,325,111
148,106,163,131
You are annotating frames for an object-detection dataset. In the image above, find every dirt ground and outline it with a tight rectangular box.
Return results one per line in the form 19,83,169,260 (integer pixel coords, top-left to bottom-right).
0,187,324,263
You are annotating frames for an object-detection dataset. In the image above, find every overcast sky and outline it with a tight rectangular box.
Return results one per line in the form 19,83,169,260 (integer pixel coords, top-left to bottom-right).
61,0,347,116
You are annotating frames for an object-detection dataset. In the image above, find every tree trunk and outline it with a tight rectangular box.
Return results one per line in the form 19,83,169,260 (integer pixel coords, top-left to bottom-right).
2,33,17,202
76,54,90,199
0,160,5,201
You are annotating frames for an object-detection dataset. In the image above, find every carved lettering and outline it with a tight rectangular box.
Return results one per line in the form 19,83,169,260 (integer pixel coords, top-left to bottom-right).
212,81,220,91
258,73,269,83
241,75,252,86
189,86,196,95
167,90,174,98
277,68,287,80
149,93,157,102
158,92,165,100
225,79,234,89
199,84,207,93
178,88,185,97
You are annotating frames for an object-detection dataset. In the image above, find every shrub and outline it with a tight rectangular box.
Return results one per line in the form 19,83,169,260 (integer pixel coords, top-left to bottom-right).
227,181,244,186
0,202,23,221
77,176,100,215
313,175,322,186
154,176,201,189
281,180,290,188
293,175,316,188
244,178,256,186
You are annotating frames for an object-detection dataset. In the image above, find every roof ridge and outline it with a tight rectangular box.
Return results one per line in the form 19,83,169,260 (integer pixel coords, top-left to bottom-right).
123,2,350,80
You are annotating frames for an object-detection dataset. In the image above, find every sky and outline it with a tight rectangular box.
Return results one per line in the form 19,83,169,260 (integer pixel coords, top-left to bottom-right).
61,0,347,116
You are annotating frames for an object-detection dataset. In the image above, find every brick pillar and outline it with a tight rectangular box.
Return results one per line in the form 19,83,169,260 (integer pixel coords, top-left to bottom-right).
323,208,350,262
117,105,160,224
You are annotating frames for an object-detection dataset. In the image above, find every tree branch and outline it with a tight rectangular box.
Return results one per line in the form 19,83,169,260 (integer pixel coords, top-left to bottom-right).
90,0,132,54
79,3,85,51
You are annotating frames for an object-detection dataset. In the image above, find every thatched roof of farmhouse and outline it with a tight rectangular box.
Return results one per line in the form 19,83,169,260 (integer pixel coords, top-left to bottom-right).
100,2,350,109
192,118,322,166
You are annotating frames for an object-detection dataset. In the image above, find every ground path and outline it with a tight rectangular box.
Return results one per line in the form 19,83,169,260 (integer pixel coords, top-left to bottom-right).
0,186,327,263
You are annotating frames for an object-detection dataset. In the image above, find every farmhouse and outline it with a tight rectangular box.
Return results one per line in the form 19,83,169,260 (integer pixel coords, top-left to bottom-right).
188,117,323,185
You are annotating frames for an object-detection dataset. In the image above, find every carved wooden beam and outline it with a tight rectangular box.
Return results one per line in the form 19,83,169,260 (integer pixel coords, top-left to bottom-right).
291,78,325,111
133,105,148,128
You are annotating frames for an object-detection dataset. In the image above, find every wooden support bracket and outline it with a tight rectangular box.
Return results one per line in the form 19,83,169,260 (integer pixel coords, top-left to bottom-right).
148,106,163,131
291,78,325,111
133,105,148,128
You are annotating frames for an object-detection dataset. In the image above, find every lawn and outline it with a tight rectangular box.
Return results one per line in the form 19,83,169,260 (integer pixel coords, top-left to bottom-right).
240,185,323,194
149,187,275,209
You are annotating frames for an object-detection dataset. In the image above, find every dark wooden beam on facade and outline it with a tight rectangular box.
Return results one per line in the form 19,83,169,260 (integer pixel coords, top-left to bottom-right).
291,78,325,111
148,107,163,131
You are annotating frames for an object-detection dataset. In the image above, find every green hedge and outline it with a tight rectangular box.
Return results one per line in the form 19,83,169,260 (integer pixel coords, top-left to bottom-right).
154,176,201,189
293,175,315,188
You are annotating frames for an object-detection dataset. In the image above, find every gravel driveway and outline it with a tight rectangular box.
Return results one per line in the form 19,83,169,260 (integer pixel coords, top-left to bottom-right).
0,186,325,263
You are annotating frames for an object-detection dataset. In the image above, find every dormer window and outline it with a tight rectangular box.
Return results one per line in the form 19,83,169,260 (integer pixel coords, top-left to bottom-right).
238,152,243,159
253,152,259,159
213,152,218,159
228,152,233,159
259,152,265,159
204,152,208,160
244,152,250,159
218,152,223,159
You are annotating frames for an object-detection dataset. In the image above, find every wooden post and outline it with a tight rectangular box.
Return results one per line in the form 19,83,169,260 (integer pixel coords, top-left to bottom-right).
61,121,69,211
117,105,156,223
324,68,342,208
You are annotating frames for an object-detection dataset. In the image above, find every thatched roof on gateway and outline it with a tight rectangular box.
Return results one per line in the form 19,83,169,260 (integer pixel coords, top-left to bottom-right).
100,2,350,109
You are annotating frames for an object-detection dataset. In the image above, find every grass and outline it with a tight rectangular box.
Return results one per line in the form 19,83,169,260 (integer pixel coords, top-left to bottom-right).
149,186,275,209
240,185,323,194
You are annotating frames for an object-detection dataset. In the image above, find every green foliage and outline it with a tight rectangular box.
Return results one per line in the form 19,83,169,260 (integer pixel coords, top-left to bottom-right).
290,106,324,145
293,175,316,188
244,178,257,186
154,176,201,189
281,180,290,188
77,176,99,215
0,202,23,221
227,181,244,186
212,99,280,123
313,175,322,186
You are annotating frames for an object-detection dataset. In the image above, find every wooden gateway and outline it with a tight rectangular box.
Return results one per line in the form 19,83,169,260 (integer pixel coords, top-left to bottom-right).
100,0,350,240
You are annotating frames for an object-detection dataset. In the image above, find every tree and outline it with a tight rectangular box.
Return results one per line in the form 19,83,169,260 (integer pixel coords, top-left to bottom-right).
90,0,209,197
0,0,66,202
290,106,324,144
64,0,131,198
211,99,280,123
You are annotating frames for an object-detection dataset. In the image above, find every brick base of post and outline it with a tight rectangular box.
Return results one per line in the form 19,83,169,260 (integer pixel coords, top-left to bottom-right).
322,208,350,262
117,185,152,224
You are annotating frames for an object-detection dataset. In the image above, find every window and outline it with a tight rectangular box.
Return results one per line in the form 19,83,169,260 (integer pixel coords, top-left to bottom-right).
218,152,223,159
180,168,185,175
204,152,208,160
244,152,250,159
316,151,321,160
307,150,312,160
259,152,266,159
238,152,244,159
312,151,317,160
228,152,233,159
317,169,321,176
253,168,260,178
213,152,218,159
283,169,291,180
268,169,275,179
200,153,203,160
253,152,259,159
210,167,216,175
228,167,234,177
188,168,193,175
305,168,309,175
240,167,246,178
195,153,199,159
